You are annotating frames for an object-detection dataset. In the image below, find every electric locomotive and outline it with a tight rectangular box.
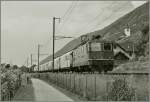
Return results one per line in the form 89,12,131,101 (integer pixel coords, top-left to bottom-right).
38,39,114,73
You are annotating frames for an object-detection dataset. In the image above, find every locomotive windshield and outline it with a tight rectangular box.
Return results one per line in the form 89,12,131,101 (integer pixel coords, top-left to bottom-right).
103,43,112,51
91,42,101,51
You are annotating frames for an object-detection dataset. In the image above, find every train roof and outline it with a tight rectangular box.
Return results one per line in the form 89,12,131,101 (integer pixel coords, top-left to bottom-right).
40,38,115,65
40,38,81,65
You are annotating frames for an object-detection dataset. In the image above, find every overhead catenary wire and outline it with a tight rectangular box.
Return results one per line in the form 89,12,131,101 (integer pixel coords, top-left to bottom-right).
61,1,75,20
56,1,78,35
40,1,77,53
41,0,78,54
74,1,115,35
38,2,74,53
58,1,117,37
58,1,78,30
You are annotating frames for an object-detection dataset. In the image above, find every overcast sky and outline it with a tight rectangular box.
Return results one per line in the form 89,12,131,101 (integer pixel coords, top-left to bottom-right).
1,1,147,66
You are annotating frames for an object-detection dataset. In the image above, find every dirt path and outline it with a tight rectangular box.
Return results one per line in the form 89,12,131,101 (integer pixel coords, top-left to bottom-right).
31,78,73,101
13,78,74,101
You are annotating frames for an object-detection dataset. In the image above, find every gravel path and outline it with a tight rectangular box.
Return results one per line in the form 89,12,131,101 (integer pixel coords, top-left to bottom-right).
31,78,74,101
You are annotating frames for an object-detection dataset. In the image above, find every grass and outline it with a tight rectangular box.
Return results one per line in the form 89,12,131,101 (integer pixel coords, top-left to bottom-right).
113,59,149,73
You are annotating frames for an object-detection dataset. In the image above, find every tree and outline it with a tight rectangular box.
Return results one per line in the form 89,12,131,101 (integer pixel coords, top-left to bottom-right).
5,64,10,69
13,65,18,69
20,66,29,72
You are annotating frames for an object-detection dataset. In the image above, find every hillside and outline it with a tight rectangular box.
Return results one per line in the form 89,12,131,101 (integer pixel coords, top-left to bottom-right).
89,2,149,57
111,56,149,73
40,2,149,65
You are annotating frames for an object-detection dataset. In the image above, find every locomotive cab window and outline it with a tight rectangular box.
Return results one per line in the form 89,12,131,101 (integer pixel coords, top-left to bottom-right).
103,43,112,51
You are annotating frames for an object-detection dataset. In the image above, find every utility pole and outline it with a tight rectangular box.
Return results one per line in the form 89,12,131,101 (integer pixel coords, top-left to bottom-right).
52,17,60,72
38,44,40,71
31,54,32,66
30,54,32,72
132,43,135,60
0,16,1,101
27,57,29,67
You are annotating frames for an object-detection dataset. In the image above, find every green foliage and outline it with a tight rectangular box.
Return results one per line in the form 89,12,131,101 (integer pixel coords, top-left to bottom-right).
113,60,149,73
1,64,22,100
136,25,149,57
142,25,149,37
20,65,30,72
30,64,36,72
108,78,135,101
5,64,10,69
13,65,18,69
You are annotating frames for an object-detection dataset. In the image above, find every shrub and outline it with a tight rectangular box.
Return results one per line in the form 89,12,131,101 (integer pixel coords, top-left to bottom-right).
108,78,135,101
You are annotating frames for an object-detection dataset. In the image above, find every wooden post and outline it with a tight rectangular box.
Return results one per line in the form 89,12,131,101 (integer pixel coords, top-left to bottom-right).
74,74,76,93
70,73,71,90
94,76,96,101
66,74,67,89
79,76,80,95
37,44,40,71
85,75,87,98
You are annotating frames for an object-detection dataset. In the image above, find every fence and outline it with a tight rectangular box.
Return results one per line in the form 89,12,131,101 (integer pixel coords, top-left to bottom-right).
35,72,149,101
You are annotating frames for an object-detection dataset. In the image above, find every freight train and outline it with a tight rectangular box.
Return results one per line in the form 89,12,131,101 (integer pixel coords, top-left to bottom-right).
34,39,114,73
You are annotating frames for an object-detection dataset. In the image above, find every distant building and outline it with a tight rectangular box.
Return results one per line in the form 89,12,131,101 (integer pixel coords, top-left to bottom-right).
124,27,131,37
114,41,138,66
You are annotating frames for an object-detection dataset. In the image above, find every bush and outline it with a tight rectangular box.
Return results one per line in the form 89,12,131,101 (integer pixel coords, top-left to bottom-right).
108,78,135,101
1,64,22,101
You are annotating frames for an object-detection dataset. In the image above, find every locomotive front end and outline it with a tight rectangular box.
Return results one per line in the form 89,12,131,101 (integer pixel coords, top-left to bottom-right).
88,41,114,73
